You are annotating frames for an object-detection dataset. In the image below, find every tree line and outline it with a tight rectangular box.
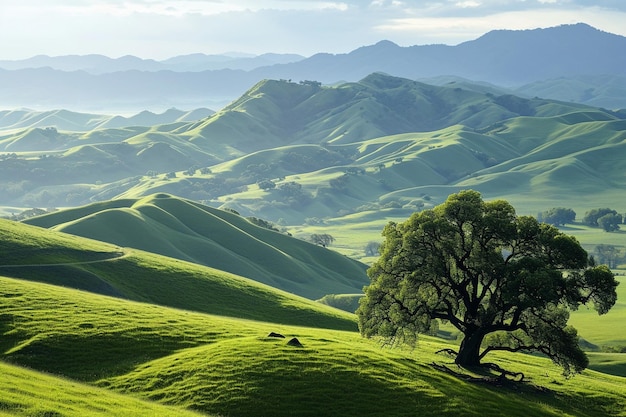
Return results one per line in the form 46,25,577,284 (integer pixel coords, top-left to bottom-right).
540,207,624,232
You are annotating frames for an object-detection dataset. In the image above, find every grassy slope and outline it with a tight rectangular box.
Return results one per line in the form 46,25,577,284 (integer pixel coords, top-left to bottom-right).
0,362,207,417
0,218,356,331
1,276,625,417
23,194,369,299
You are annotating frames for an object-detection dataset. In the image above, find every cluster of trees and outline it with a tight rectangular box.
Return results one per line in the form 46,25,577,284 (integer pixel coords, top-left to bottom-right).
246,216,280,232
583,208,623,232
358,191,619,376
541,207,624,232
5,207,54,221
257,179,276,191
276,181,312,208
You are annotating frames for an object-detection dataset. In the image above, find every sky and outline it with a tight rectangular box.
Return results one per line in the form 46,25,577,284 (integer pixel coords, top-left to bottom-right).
1,0,626,60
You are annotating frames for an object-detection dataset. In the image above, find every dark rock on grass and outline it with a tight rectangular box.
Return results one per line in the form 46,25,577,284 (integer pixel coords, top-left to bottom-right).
287,337,303,347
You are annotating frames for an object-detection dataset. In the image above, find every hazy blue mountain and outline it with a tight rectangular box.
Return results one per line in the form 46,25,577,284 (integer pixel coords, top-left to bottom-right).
160,53,305,72
515,74,626,110
1,24,624,111
254,24,626,85
0,54,164,73
0,52,305,74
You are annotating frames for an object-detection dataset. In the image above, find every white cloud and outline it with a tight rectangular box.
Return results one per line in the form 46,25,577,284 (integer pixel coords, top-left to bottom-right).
456,1,482,8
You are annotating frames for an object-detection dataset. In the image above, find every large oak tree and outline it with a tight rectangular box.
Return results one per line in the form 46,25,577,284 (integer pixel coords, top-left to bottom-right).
357,190,618,375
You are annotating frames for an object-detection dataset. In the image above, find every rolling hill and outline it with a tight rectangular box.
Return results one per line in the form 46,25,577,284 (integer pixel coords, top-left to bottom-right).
1,72,625,257
0,361,206,417
0,217,360,326
22,193,369,299
1,275,625,417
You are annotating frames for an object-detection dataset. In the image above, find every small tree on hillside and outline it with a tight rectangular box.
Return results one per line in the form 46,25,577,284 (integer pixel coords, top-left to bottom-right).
357,190,618,376
310,233,335,248
364,241,381,257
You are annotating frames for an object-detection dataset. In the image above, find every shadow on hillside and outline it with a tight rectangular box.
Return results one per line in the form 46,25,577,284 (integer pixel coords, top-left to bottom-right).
0,308,18,354
0,264,124,298
3,331,194,382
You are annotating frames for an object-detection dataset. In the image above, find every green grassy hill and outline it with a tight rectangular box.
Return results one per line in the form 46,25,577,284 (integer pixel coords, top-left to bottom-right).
22,194,369,299
2,73,625,258
0,217,357,329
1,276,625,417
179,73,594,151
0,361,207,417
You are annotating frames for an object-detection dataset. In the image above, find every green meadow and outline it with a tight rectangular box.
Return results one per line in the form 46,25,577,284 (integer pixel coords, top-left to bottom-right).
0,362,206,417
2,276,625,417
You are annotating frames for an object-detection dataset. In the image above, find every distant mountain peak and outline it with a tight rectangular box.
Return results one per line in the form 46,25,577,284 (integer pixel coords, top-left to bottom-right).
474,22,620,42
373,40,399,48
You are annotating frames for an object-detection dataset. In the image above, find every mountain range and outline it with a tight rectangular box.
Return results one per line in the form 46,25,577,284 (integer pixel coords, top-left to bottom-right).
1,23,625,111
0,52,305,73
0,107,213,132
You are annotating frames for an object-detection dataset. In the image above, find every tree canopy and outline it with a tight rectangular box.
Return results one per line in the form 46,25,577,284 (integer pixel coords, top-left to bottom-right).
598,213,622,232
310,233,335,247
357,190,619,376
583,208,618,227
541,207,576,226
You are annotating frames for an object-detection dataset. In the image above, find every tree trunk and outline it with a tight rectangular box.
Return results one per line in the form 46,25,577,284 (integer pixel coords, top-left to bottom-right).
455,330,485,368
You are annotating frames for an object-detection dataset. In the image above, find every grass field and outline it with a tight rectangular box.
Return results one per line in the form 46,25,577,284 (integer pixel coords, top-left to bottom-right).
1,276,625,417
0,362,207,417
